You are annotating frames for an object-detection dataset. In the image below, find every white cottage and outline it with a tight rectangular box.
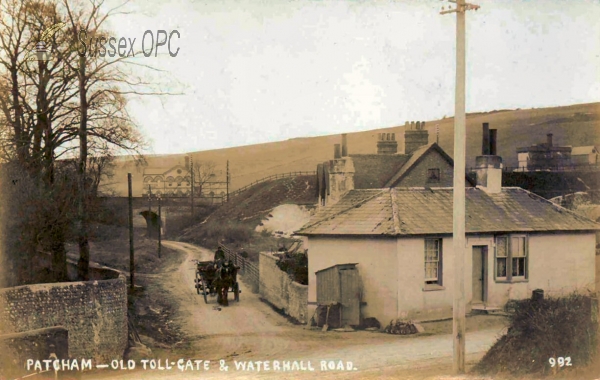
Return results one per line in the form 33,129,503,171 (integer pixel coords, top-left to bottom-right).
296,153,600,325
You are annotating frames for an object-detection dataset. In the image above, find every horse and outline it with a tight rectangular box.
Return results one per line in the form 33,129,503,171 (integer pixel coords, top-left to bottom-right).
214,259,237,306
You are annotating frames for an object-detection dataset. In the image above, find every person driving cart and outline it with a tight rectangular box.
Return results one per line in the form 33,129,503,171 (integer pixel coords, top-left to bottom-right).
214,246,225,261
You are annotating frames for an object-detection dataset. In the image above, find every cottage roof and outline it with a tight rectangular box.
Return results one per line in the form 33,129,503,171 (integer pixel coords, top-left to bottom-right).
296,187,600,236
572,146,598,156
349,143,475,188
350,155,410,188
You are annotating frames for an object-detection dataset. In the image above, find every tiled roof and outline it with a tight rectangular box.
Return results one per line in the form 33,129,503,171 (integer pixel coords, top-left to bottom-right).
296,187,600,236
350,154,410,188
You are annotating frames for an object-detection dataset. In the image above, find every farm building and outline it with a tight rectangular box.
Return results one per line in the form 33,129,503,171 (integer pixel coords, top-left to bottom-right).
143,163,192,197
297,128,600,325
516,133,572,171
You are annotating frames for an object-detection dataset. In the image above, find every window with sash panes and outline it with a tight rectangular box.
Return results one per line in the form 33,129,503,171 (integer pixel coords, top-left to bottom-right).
495,235,528,282
425,238,443,285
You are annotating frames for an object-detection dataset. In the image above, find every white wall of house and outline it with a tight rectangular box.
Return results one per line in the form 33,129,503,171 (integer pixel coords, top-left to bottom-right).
485,232,596,306
396,237,456,321
306,232,596,325
307,236,398,324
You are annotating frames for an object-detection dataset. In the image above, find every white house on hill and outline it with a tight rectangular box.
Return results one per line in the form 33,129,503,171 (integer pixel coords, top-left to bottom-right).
296,125,600,325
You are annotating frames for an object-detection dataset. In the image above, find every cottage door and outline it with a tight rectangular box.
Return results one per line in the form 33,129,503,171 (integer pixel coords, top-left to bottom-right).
472,246,487,304
339,268,360,326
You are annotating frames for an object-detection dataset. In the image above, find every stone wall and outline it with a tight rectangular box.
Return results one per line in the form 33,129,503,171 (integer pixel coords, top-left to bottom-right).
0,270,128,362
259,252,308,324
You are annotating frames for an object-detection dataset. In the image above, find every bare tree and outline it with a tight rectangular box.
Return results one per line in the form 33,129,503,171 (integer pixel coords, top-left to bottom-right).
191,160,217,196
61,0,176,279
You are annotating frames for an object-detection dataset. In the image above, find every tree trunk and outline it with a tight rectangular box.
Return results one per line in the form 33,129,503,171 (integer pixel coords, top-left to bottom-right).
77,54,90,281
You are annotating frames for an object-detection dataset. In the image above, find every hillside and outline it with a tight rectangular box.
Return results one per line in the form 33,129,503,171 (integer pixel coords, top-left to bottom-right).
103,102,600,197
178,175,317,251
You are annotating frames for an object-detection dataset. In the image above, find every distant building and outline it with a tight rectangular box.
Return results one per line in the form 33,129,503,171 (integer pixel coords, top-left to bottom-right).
516,133,572,171
143,158,191,197
571,146,599,166
315,121,475,208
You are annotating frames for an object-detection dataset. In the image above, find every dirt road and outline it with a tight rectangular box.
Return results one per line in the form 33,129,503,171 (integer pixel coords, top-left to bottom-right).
90,240,506,380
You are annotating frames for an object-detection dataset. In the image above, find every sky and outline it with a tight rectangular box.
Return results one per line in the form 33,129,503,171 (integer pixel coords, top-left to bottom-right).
103,0,600,155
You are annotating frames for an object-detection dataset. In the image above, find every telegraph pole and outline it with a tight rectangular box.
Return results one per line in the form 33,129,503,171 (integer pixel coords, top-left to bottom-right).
440,0,479,373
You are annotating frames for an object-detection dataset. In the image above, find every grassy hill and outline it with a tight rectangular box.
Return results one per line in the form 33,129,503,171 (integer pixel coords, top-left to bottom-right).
103,102,600,197
177,175,317,258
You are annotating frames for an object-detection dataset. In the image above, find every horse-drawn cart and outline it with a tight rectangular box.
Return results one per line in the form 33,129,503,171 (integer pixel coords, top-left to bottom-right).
194,260,240,305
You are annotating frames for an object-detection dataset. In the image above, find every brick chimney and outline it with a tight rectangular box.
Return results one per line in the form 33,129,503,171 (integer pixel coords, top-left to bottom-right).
547,133,553,147
404,121,429,154
185,155,190,171
377,132,398,154
341,133,348,157
476,123,502,193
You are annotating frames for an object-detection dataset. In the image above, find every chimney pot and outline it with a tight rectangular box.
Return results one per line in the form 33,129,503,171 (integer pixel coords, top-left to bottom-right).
482,123,490,155
490,129,497,156
341,134,348,157
334,144,341,159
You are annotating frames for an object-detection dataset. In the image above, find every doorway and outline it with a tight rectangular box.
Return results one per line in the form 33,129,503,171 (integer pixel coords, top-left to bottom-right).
472,246,488,304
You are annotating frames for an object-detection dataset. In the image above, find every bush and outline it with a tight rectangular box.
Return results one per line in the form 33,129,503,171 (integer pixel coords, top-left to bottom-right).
276,252,308,285
474,292,597,376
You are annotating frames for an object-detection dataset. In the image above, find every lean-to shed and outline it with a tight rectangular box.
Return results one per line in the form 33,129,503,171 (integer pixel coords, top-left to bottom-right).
316,263,361,326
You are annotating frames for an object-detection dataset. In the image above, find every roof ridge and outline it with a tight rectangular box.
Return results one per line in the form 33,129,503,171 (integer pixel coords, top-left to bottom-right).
389,188,401,234
297,190,387,231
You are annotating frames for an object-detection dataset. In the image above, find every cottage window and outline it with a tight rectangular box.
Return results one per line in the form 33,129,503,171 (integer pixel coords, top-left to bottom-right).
424,238,442,285
427,168,440,183
495,235,528,282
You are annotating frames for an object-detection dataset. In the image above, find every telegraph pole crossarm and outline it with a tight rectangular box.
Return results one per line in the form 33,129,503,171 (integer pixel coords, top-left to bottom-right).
440,0,480,374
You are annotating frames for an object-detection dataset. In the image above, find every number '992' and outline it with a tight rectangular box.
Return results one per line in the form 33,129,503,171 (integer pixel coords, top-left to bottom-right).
549,357,572,367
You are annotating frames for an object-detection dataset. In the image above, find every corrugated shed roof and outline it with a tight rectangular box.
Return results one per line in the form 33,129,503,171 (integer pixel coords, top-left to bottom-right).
350,154,410,188
296,187,600,236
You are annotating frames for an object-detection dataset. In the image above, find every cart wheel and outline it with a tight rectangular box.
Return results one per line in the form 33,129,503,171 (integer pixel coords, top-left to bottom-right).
234,282,240,302
195,272,201,295
201,277,209,304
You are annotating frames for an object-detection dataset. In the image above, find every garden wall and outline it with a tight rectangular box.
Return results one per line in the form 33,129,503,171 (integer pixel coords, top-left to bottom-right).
0,265,127,362
259,252,308,324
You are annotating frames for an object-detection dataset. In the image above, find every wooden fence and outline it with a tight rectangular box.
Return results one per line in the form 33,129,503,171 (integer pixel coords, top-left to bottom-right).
228,171,316,199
